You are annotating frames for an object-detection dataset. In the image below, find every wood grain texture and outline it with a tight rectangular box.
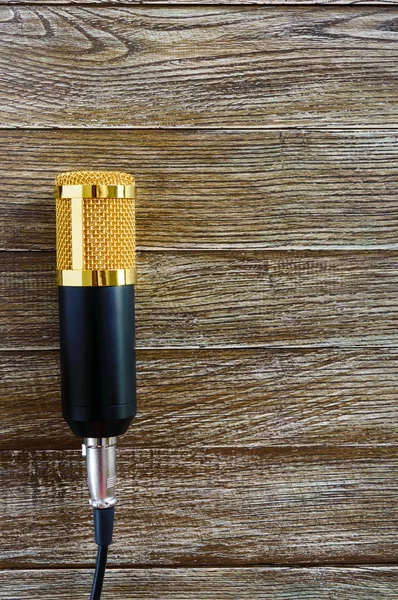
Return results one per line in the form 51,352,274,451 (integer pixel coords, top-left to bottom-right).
4,0,398,5
2,567,398,600
1,1,398,590
2,447,398,567
2,7,398,128
2,250,398,350
2,129,398,251
2,348,398,450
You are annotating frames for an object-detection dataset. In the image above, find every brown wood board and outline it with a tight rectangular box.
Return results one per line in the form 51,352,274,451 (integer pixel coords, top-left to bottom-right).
1,250,398,350
2,447,398,568
2,567,398,599
2,8,398,128
1,129,398,251
1,348,398,450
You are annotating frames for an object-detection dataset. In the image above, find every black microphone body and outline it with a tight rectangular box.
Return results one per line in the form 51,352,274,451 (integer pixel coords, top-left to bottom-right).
59,285,136,439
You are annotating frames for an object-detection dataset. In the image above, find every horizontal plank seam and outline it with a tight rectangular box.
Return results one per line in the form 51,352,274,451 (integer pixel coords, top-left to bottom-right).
4,249,398,255
6,2,397,7
141,247,398,252
0,2,366,7
4,126,398,132
3,561,398,571
3,564,398,573
4,345,398,354
4,247,398,253
4,343,398,352
0,2,317,6
3,445,398,453
3,127,398,133
2,445,398,453
3,4,398,14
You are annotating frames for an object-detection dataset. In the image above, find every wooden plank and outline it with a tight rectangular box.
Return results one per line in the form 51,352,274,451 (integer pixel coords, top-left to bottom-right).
2,348,398,451
2,129,398,251
2,567,398,600
2,447,398,567
4,0,398,5
2,7,398,128
1,250,398,350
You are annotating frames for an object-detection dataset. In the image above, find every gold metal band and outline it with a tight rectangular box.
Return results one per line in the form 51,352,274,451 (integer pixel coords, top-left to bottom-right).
55,184,135,199
56,268,136,287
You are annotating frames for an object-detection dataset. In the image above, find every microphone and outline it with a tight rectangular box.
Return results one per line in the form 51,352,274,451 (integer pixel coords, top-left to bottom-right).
55,170,137,599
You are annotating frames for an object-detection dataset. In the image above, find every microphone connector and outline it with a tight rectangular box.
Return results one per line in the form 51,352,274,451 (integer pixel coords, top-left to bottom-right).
83,437,116,600
82,437,118,510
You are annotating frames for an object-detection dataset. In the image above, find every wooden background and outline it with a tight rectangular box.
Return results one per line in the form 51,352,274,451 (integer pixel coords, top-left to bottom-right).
1,2,398,599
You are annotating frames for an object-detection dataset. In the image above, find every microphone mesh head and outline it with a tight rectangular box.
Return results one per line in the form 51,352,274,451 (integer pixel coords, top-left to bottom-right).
55,171,135,271
56,170,135,187
56,198,72,270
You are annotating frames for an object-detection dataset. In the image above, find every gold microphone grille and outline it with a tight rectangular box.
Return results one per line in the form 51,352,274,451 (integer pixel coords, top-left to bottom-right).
55,171,135,272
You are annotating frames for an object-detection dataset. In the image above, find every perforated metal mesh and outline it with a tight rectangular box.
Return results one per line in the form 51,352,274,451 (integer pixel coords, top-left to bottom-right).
83,197,135,270
56,171,135,186
55,171,135,271
56,198,72,270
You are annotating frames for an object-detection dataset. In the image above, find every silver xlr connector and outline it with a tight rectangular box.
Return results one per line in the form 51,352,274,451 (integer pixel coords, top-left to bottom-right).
82,437,117,509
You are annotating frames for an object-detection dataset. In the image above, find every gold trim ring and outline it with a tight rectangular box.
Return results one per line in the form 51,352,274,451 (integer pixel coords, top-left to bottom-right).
55,184,135,200
56,269,136,287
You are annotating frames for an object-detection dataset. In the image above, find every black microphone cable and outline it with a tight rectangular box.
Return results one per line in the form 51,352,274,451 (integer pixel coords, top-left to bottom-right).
55,171,137,599
90,507,114,600
90,544,108,600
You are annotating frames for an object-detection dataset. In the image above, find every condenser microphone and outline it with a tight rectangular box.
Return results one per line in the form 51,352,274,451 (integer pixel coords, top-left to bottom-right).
55,170,137,599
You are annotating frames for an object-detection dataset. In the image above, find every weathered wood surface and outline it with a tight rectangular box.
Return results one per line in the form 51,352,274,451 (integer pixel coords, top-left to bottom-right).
5,0,398,5
2,447,398,567
2,250,398,350
2,567,398,600
2,7,398,128
2,348,398,450
1,0,398,592
2,129,398,251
